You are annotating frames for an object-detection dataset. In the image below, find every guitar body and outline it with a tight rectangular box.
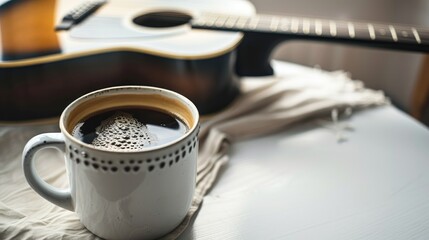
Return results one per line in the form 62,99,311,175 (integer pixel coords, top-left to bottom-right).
0,0,255,121
1,50,239,120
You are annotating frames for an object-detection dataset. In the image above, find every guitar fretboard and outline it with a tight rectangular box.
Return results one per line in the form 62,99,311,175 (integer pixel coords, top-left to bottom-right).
191,13,429,52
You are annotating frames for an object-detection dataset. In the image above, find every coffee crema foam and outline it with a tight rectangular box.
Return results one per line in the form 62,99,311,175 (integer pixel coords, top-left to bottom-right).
91,111,158,151
72,107,188,151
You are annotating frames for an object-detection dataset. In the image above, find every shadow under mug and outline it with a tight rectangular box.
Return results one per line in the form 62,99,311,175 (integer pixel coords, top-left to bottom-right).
22,86,200,240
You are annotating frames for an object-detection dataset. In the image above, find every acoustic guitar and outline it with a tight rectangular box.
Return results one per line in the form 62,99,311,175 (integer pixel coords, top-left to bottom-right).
1,0,428,121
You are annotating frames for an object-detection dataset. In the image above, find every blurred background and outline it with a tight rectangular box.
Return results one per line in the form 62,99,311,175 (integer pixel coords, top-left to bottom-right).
250,0,429,124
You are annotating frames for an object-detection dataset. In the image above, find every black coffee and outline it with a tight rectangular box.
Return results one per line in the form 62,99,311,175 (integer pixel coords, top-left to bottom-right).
72,107,188,151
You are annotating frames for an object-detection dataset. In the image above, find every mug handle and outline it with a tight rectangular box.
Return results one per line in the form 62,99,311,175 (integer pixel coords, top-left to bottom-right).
22,133,74,211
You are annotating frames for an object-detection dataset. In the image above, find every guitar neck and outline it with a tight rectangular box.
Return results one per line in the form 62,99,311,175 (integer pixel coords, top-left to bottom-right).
191,13,429,52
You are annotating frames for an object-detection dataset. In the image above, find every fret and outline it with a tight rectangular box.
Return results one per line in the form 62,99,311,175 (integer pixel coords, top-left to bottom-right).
247,16,259,30
373,24,393,41
254,15,275,32
416,29,429,44
214,16,227,28
191,18,205,27
315,19,323,36
270,17,280,31
305,19,329,37
368,24,376,40
291,18,299,33
348,22,355,38
329,21,337,36
206,17,218,27
335,21,349,38
225,16,238,29
323,20,337,37
412,28,422,44
279,18,291,31
352,23,371,40
302,18,310,34
196,15,218,27
392,26,418,43
235,17,249,29
389,25,398,42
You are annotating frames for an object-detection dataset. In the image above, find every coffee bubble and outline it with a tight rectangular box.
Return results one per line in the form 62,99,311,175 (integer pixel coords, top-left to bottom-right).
91,111,158,151
72,107,188,151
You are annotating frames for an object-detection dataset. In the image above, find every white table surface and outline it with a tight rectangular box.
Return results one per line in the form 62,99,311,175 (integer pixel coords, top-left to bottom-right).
178,82,429,239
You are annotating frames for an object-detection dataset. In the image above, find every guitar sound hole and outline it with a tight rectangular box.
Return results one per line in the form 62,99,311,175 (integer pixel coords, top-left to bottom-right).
133,11,192,28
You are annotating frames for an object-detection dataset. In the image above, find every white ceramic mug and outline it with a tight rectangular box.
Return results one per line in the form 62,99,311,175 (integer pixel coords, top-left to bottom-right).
22,86,199,240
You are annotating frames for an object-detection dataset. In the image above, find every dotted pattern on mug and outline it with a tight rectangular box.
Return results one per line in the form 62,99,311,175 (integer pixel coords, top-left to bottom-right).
67,135,198,173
